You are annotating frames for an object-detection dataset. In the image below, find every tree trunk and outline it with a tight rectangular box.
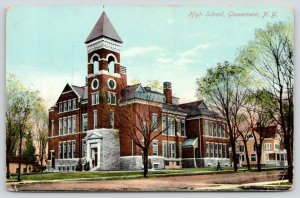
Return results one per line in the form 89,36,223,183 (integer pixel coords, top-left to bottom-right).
257,147,262,171
286,143,293,182
230,138,238,172
40,148,44,173
6,158,10,179
143,148,149,178
17,134,23,182
243,139,251,170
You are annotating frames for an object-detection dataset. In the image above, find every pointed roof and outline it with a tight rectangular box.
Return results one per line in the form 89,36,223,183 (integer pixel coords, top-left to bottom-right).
85,12,123,44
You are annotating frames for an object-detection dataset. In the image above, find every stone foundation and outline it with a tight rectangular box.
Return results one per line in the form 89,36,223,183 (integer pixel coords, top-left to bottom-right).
120,156,164,170
182,158,230,168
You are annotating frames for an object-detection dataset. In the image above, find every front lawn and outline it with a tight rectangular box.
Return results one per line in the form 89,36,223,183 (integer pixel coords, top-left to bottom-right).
8,166,285,182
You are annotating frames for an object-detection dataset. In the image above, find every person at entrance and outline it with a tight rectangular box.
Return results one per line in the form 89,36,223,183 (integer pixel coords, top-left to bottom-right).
92,158,95,168
217,161,222,171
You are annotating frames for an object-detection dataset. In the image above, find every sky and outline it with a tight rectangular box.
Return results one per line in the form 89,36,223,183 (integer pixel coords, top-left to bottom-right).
6,5,294,109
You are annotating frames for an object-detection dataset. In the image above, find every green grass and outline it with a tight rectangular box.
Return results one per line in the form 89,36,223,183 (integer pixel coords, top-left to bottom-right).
8,166,285,182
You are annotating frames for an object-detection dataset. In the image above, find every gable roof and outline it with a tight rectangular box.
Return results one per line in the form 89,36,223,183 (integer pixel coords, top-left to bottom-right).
85,12,123,44
253,125,278,138
179,100,222,118
71,85,88,99
121,84,165,103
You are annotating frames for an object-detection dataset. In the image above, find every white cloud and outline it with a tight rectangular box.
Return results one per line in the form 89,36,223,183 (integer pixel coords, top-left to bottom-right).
156,57,173,65
122,46,163,58
181,43,211,57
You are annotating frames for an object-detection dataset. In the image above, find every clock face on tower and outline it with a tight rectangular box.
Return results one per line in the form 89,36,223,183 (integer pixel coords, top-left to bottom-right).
108,79,116,90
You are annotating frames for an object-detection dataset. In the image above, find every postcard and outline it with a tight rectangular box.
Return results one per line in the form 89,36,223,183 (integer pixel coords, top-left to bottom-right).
5,5,294,192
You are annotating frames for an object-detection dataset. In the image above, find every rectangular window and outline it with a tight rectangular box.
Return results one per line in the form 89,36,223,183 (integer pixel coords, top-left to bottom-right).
64,101,67,112
67,141,71,158
63,142,67,159
72,115,76,133
68,100,72,111
218,125,222,137
168,117,175,136
168,143,176,158
205,120,209,136
162,115,167,135
153,142,158,156
68,116,72,134
108,92,116,105
162,142,168,158
94,111,98,129
59,102,62,112
240,145,245,152
142,121,147,133
181,120,186,136
214,144,218,158
51,120,54,136
72,141,76,158
209,122,213,136
213,123,217,137
110,111,114,129
264,143,272,150
222,124,225,138
82,114,88,131
241,154,245,161
58,142,62,159
275,144,280,149
222,144,226,158
251,154,256,161
210,143,214,158
82,140,87,157
72,98,76,110
176,119,181,135
219,144,222,158
206,142,210,157
63,117,67,134
92,92,99,105
59,119,62,135
151,114,158,131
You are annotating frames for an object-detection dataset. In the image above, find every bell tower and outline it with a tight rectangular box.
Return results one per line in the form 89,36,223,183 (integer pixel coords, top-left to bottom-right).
85,12,127,130
85,11,123,76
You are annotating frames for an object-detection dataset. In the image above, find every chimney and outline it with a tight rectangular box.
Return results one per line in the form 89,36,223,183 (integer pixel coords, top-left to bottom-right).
163,82,172,104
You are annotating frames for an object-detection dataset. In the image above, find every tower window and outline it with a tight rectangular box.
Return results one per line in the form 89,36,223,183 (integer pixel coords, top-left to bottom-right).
108,56,115,74
93,56,99,74
91,79,99,90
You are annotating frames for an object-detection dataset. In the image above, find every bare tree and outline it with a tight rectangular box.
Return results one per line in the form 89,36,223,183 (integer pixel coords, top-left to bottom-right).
116,95,167,178
238,22,294,181
243,90,277,171
196,61,249,172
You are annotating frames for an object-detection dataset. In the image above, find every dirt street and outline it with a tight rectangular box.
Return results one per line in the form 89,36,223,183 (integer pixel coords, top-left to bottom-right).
8,170,285,192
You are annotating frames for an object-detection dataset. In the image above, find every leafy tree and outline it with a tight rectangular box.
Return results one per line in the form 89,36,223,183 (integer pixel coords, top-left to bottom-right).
129,79,141,85
6,74,40,181
237,22,294,181
146,80,162,92
32,102,48,172
196,61,250,172
23,133,36,164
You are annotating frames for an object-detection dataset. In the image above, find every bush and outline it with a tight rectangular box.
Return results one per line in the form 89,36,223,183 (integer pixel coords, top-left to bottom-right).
76,159,83,171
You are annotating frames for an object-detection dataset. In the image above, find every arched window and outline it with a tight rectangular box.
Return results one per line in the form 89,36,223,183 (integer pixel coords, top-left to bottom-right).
108,56,115,74
93,56,99,74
